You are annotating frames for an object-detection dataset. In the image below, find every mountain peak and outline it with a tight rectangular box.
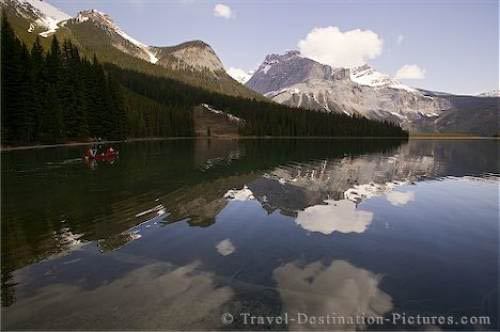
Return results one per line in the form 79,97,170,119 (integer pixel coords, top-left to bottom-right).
75,9,111,24
154,40,224,72
247,50,336,94
263,50,301,63
175,40,211,49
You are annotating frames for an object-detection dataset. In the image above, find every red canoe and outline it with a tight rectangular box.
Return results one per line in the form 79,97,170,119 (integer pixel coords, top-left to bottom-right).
84,147,119,161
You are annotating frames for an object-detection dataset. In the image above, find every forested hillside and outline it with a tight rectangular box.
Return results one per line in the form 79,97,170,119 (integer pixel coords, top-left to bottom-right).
108,65,408,138
1,15,193,144
2,18,123,143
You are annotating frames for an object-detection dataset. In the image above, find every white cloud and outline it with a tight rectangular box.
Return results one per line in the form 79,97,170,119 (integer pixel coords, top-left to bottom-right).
386,191,415,206
213,4,233,19
226,67,253,84
395,64,426,80
298,26,383,68
397,34,404,45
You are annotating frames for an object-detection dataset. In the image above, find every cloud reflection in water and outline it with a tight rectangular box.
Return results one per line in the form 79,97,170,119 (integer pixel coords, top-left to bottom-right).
274,260,393,331
295,200,373,235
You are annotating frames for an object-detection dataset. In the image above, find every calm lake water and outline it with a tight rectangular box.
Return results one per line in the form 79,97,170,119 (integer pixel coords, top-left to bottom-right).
1,139,498,331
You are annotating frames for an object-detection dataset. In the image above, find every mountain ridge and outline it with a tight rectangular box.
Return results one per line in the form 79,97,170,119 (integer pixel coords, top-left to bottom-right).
1,0,262,99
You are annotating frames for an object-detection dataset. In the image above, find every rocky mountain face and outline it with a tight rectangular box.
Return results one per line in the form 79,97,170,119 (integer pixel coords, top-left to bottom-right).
73,9,160,64
246,51,498,135
153,41,224,73
71,10,227,75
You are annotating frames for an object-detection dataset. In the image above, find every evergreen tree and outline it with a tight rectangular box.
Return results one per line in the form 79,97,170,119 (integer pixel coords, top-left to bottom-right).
46,36,62,85
17,43,37,142
30,37,46,141
1,13,23,142
40,86,64,143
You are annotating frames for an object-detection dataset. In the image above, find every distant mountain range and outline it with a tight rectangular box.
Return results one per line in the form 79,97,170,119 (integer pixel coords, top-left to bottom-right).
245,51,499,136
2,0,498,135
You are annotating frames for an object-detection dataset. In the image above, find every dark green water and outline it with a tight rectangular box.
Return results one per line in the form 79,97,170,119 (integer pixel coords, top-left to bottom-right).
1,139,498,330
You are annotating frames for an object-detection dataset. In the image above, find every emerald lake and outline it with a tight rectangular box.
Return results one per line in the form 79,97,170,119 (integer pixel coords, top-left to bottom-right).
1,139,498,330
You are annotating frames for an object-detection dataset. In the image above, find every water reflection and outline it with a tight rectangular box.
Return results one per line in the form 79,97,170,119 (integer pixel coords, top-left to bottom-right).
1,139,498,330
295,200,373,235
385,191,415,206
4,260,233,330
216,239,236,256
97,231,142,252
274,260,393,331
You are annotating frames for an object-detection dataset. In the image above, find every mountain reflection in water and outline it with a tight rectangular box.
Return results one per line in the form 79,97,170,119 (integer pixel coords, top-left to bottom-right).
1,139,498,330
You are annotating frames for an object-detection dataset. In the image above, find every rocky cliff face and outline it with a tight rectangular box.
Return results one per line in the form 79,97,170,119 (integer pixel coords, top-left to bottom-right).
246,51,498,135
246,51,335,94
153,41,224,73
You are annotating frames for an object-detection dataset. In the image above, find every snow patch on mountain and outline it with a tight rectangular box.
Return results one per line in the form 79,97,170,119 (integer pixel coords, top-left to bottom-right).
202,104,243,122
350,64,416,92
7,0,71,37
227,67,253,84
114,28,159,64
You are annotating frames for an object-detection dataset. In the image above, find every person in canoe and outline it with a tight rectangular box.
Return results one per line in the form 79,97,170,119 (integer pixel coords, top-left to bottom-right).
84,141,118,161
84,142,98,160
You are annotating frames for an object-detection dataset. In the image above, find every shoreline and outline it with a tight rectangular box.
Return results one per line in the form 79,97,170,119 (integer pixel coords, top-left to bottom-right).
1,136,497,152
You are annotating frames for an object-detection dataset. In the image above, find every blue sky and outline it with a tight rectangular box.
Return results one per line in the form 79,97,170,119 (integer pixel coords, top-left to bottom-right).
52,0,498,95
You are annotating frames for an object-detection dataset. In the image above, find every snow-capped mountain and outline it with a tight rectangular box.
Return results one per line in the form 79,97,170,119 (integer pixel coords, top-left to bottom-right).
246,51,498,134
1,0,71,37
477,90,500,97
246,51,450,130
